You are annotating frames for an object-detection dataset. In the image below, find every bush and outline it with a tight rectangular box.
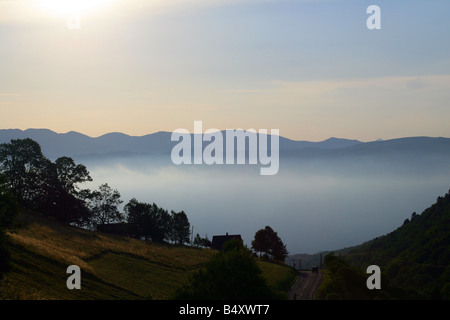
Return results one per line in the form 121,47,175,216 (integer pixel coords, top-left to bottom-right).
316,253,374,300
174,239,280,300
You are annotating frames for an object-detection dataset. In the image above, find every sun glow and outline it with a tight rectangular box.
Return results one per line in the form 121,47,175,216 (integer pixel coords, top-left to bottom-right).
39,0,114,15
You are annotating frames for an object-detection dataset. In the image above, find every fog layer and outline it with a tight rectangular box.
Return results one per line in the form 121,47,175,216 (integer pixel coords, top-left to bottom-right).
78,152,450,254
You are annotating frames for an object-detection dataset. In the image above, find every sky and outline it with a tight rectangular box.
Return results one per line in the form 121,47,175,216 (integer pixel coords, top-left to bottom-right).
1,0,450,141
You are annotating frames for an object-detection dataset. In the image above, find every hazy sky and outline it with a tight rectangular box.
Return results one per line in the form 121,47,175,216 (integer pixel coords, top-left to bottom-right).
1,0,450,141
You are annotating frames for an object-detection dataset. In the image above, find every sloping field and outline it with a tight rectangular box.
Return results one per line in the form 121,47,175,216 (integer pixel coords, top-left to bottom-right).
0,212,295,299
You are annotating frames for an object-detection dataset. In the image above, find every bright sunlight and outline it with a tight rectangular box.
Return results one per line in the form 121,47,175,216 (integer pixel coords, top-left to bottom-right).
38,0,115,15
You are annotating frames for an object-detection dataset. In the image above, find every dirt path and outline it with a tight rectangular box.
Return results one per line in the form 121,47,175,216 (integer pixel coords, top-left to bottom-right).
288,271,323,300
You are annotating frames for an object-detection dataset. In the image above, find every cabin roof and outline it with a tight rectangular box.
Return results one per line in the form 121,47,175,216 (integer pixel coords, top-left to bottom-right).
211,233,242,250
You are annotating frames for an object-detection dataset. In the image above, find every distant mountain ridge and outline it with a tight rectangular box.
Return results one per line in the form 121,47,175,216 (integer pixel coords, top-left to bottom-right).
0,128,449,161
0,129,174,159
0,128,362,159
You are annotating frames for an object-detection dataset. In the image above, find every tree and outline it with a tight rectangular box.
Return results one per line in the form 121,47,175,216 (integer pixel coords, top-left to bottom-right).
193,233,211,248
251,226,288,262
125,198,151,239
193,233,202,248
152,206,172,242
271,235,289,261
89,183,123,228
170,210,190,245
55,156,92,195
44,184,92,226
0,138,51,205
124,198,172,242
0,140,93,225
38,159,92,225
251,227,273,257
174,238,279,300
201,234,212,248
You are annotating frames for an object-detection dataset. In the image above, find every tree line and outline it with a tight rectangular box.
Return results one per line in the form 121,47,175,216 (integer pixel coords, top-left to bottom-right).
0,138,191,245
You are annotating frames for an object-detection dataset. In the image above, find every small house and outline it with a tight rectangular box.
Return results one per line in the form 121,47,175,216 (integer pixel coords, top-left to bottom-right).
211,232,242,251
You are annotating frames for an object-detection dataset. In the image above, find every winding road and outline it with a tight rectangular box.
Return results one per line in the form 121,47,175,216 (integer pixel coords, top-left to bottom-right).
288,271,323,300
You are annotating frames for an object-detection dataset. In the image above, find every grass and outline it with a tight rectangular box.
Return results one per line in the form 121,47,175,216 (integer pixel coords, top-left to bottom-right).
258,260,298,296
0,212,296,300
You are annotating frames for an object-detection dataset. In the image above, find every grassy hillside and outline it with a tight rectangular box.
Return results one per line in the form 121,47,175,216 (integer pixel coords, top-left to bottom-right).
319,189,450,299
0,212,296,300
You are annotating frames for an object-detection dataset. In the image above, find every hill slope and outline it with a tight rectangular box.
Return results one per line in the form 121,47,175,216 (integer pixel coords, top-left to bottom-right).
0,212,295,300
341,189,450,299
